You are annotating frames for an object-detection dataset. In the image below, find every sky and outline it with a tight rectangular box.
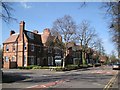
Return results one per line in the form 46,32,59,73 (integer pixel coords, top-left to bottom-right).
1,1,117,55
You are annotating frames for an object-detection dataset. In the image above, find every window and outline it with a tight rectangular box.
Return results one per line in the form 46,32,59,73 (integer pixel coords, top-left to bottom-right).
11,56,15,61
5,56,9,62
31,44,34,51
24,43,27,50
12,44,15,51
48,47,52,53
39,47,41,52
29,56,34,65
48,57,53,66
6,45,9,51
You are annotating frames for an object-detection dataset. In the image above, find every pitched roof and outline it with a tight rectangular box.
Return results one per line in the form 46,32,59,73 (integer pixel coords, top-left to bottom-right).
3,34,19,44
24,30,43,45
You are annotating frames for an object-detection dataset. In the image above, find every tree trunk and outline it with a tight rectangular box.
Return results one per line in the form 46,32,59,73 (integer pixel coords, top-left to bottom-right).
62,43,67,68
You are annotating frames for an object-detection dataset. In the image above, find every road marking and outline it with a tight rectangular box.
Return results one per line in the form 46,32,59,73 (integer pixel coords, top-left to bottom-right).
26,85,39,88
26,80,65,89
103,71,118,90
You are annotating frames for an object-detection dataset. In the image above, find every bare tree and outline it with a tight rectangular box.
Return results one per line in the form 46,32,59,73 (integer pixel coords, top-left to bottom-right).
76,20,97,65
0,1,16,23
52,15,76,68
92,38,105,55
102,2,120,58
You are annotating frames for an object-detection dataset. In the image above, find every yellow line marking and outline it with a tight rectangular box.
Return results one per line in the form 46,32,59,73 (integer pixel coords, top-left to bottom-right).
103,71,118,90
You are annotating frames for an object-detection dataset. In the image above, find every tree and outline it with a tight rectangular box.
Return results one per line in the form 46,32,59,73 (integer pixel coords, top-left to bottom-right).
0,1,16,23
52,15,76,68
102,2,120,58
92,38,105,55
75,20,97,65
109,50,117,63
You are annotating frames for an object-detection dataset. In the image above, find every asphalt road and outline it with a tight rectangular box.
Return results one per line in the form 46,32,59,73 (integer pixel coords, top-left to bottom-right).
2,66,119,90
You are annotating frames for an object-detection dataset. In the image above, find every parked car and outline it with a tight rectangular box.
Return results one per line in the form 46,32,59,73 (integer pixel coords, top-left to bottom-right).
112,62,120,70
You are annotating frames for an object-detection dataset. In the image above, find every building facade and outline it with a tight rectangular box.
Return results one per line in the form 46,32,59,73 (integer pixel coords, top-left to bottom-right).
3,21,43,69
3,21,63,69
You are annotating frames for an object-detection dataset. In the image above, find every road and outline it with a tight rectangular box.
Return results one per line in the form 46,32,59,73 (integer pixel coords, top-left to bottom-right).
2,66,119,90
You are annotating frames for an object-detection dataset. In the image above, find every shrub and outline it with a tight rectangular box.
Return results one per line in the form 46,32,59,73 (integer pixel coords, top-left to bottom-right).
18,65,37,69
32,66,41,69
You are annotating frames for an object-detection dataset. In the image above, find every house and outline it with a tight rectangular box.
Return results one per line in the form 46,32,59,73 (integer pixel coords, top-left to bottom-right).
66,42,96,65
3,21,43,69
99,55,108,63
41,28,63,66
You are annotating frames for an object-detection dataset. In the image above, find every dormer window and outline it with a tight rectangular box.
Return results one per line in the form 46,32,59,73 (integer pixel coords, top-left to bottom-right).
6,45,9,52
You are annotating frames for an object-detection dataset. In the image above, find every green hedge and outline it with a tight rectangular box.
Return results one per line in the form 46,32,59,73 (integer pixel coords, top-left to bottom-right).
18,65,54,69
18,65,38,69
18,64,94,71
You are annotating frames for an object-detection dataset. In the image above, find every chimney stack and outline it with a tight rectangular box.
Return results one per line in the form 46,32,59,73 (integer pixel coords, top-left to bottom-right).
19,21,25,41
10,30,15,36
43,28,51,36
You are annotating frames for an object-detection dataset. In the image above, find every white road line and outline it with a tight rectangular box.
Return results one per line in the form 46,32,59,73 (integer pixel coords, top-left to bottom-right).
26,85,39,88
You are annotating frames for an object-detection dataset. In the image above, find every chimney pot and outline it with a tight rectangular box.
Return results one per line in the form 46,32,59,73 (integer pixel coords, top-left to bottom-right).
33,30,38,34
10,30,15,36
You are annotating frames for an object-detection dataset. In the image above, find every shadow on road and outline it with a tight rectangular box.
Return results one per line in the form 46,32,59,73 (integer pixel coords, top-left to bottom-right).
2,71,32,83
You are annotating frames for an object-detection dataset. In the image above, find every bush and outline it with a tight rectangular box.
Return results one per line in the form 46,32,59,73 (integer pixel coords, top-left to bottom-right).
32,66,41,69
18,65,37,69
18,66,24,69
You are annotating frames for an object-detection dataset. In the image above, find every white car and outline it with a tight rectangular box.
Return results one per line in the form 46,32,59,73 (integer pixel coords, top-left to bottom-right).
112,63,120,70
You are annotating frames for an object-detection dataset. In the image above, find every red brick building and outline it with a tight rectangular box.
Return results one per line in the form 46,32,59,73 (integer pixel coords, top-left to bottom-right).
3,21,43,69
41,28,63,66
3,21,63,69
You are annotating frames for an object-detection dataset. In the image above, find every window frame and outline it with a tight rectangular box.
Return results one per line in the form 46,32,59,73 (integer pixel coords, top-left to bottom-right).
5,56,9,62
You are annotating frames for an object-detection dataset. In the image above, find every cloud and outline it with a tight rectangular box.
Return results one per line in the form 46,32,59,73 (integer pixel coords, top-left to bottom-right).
21,2,31,9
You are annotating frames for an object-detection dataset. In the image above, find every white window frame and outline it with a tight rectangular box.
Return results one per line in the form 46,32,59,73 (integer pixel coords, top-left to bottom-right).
5,56,9,62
